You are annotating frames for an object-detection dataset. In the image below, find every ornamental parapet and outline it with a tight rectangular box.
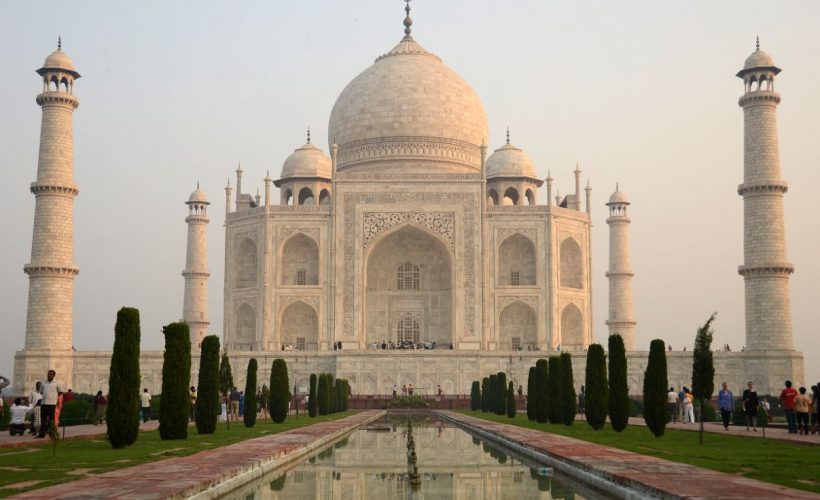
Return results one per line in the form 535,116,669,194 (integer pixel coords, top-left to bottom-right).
36,92,79,109
605,271,634,278
182,270,211,278
30,182,79,196
605,216,631,224
227,204,331,221
23,264,79,277
738,262,794,277
605,320,637,327
738,92,780,107
336,135,482,170
185,215,210,223
737,181,788,196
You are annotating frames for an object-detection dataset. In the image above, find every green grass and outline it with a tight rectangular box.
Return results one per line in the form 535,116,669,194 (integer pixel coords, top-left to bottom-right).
460,411,820,494
0,412,355,497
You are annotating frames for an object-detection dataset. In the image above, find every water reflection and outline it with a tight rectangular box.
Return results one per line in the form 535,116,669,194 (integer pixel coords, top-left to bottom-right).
224,415,608,499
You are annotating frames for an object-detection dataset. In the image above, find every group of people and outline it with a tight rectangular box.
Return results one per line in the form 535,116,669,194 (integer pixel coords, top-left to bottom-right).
778,380,819,435
667,386,697,424
371,340,442,350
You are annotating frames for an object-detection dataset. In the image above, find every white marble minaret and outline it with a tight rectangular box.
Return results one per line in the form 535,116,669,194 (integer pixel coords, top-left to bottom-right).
182,184,211,348
605,185,636,350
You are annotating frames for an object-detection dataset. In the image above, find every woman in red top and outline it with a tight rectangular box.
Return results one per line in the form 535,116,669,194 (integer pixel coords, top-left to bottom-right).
779,380,798,434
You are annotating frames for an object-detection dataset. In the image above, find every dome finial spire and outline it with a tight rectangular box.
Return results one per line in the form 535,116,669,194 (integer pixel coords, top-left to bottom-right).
756,36,760,51
306,126,311,143
403,0,413,38
57,36,62,51
506,126,510,144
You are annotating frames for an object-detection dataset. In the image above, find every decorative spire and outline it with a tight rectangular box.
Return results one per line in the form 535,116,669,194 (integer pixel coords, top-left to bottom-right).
57,36,62,51
226,178,231,187
236,162,243,173
574,162,581,173
506,126,510,144
306,126,311,144
546,169,552,180
755,36,760,51
403,0,413,37
196,181,200,190
616,182,619,191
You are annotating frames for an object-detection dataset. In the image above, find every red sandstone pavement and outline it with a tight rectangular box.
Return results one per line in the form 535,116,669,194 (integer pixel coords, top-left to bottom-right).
9,411,383,499
440,411,819,499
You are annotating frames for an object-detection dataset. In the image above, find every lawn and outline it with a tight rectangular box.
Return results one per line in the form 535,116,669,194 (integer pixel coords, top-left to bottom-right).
0,412,355,497
460,411,820,495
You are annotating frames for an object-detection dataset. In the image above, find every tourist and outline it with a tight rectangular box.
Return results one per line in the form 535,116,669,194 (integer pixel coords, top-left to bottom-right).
437,385,443,398
518,384,524,401
811,384,819,435
239,391,245,417
190,386,197,421
0,391,3,420
718,382,734,430
778,380,798,433
667,387,679,423
37,369,62,438
578,385,585,417
408,384,414,396
392,385,397,398
742,381,760,431
63,389,74,403
230,386,240,420
140,388,152,423
9,398,33,436
677,387,685,422
92,391,107,425
682,387,695,423
794,387,811,435
402,385,407,396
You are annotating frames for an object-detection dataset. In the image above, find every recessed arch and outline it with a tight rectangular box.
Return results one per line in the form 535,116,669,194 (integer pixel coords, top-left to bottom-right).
283,188,293,206
319,189,331,205
498,234,536,286
560,303,583,351
280,300,318,351
298,187,314,205
525,189,535,206
236,237,257,288
559,237,583,289
499,301,537,350
503,187,519,206
488,189,499,206
280,233,319,286
234,303,256,349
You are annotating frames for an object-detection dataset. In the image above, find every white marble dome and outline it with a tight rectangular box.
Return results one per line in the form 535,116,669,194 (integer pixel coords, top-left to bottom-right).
607,187,629,205
187,186,209,204
743,49,775,70
280,142,332,179
485,142,537,179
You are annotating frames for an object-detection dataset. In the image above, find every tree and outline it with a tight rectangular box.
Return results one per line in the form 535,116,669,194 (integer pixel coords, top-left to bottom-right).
560,352,576,426
506,381,517,418
584,344,608,430
535,359,549,423
526,367,536,421
481,377,490,412
308,374,318,417
159,322,191,440
495,372,507,415
196,335,220,434
107,307,142,448
488,374,498,414
327,374,336,413
643,339,669,437
218,352,234,428
692,313,717,444
470,381,481,411
547,356,563,424
608,334,630,432
269,359,290,423
243,358,258,428
335,380,345,413
317,374,329,416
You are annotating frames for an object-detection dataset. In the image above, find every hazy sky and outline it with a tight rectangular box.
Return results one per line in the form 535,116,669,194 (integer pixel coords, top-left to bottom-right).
1,1,818,386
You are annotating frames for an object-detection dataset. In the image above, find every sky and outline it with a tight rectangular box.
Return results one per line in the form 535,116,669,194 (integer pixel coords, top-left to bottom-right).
1,1,818,387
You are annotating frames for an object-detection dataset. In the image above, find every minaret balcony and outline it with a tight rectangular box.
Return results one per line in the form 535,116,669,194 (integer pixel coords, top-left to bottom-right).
36,92,79,108
737,181,788,196
738,91,780,107
738,262,794,277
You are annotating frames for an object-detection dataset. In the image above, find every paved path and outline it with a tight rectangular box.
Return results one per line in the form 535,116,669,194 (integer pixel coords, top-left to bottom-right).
440,411,818,499
0,420,160,448
11,411,383,499
652,418,820,445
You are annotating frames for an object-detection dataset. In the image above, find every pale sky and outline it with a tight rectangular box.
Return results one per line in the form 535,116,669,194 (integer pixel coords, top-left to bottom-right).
1,1,818,387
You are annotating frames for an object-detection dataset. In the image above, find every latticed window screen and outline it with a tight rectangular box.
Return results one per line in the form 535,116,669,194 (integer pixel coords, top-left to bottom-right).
511,337,521,350
296,337,306,350
396,261,420,290
296,270,306,286
397,316,420,344
510,271,520,286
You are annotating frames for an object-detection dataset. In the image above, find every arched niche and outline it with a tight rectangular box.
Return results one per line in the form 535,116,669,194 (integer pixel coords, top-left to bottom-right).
498,234,536,286
488,189,499,206
280,234,319,286
560,303,584,351
499,301,537,350
319,189,331,205
559,237,583,289
503,187,519,206
236,237,258,288
234,303,256,349
280,300,318,351
298,187,314,205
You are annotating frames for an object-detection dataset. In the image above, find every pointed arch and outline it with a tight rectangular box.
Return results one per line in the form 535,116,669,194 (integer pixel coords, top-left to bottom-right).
559,237,583,289
236,237,257,288
525,189,535,206
503,187,519,206
560,303,584,351
283,188,293,206
234,303,256,349
280,300,318,351
319,189,331,205
498,233,536,286
280,233,319,286
298,187,314,205
499,301,537,350
488,189,499,206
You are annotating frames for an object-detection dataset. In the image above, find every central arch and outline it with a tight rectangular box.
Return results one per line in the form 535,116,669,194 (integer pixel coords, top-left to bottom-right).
365,225,452,347
280,301,318,351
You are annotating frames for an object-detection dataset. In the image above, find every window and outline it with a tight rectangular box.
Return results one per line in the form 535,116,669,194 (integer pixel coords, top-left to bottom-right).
396,261,420,290
296,337,306,351
296,270,306,286
511,336,521,351
397,316,420,344
510,271,520,286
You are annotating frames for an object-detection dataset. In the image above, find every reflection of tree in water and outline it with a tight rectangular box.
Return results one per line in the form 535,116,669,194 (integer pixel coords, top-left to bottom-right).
269,474,286,491
333,436,349,449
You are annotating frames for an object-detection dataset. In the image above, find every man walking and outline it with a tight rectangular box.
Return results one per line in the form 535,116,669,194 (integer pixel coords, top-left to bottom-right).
230,387,240,421
667,387,679,423
779,380,798,434
37,370,62,438
718,382,734,430
140,388,152,423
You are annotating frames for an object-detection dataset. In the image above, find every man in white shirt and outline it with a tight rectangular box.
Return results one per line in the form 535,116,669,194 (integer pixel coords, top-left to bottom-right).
140,389,152,423
37,370,62,438
667,387,679,423
10,398,33,436
28,381,42,434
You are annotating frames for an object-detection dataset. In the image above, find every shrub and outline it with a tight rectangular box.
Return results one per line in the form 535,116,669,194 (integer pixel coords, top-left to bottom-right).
335,380,345,413
218,351,234,421
308,374,318,417
696,400,716,423
585,344,608,430
385,395,429,409
0,401,9,430
488,374,498,414
60,400,92,426
317,374,329,416
608,334,630,432
547,356,563,424
243,358,258,428
481,377,490,412
535,359,548,423
326,374,335,414
643,339,669,437
159,322,191,440
470,381,481,411
495,372,507,416
107,307,142,448
506,381,516,418
526,367,536,421
196,335,220,434
692,313,716,443
560,352,576,426
269,359,290,423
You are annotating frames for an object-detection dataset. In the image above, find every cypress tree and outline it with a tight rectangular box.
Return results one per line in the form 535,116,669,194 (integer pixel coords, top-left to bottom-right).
269,358,290,423
584,344,608,430
308,374,318,417
692,313,717,444
496,372,507,415
107,307,142,449
488,374,498,414
159,322,191,440
643,339,669,437
526,367,537,421
470,381,481,411
327,374,336,413
535,359,548,423
243,358,258,428
547,356,563,424
560,352,576,426
335,381,345,413
218,352,234,426
506,381,517,418
317,374,329,415
481,377,490,412
196,335,220,434
608,334,630,432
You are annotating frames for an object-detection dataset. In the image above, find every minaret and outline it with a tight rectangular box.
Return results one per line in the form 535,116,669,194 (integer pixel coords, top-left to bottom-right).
183,184,211,348
573,164,582,210
736,39,794,351
605,185,636,350
17,40,81,390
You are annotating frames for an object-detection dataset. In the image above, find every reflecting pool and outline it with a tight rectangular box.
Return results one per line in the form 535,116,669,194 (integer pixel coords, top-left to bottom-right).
222,415,611,499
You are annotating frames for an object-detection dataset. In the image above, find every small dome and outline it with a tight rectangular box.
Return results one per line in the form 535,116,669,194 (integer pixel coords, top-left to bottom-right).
743,49,775,71
280,142,332,179
607,187,629,205
43,50,76,71
485,142,537,179
188,187,209,204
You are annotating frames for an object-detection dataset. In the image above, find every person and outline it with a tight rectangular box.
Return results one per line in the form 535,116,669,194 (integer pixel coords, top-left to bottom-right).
140,388,152,423
667,387,679,423
392,385,397,398
779,380,798,434
29,381,42,432
718,382,734,430
189,386,197,421
677,387,686,422
794,387,811,435
63,389,74,403
518,384,524,401
742,381,760,431
682,387,695,424
811,384,819,435
37,369,62,438
229,387,240,420
408,384,414,396
437,385,443,398
9,398,33,436
402,385,407,396
0,391,4,420
92,391,107,425
578,385,586,417
239,391,245,417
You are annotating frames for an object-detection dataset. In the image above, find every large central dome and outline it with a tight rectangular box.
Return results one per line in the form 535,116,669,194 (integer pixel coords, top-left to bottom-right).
328,35,489,173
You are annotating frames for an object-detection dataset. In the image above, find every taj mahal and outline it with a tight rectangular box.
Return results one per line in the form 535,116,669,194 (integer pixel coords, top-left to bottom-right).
11,6,805,397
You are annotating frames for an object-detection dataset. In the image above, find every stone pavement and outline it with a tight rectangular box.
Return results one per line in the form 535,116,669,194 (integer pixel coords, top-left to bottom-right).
11,411,383,499
0,420,159,449
622,416,820,445
439,411,818,499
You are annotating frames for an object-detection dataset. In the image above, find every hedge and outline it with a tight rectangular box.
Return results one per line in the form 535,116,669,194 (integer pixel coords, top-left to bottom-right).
196,335,221,434
159,322,191,440
243,358,258,428
269,358,290,423
107,307,142,448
